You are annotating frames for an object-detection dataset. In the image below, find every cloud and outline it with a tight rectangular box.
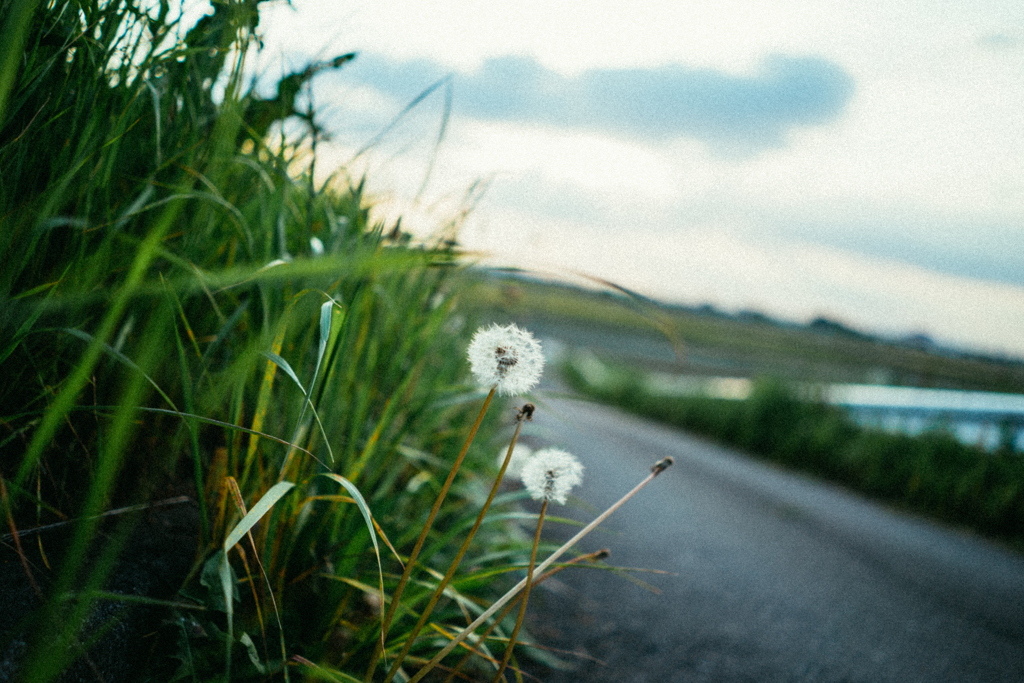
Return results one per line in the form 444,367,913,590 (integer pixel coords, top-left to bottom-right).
783,213,1024,289
656,197,1024,291
975,32,1022,52
334,52,855,153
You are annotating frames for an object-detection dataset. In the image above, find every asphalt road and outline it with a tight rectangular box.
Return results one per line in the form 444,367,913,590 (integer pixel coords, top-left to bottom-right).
516,394,1024,683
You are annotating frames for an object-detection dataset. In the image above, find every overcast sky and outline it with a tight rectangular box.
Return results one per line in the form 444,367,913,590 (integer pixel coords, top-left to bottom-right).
247,0,1024,357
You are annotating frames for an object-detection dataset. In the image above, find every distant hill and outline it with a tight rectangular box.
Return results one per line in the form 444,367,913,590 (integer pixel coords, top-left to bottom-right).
458,271,1024,394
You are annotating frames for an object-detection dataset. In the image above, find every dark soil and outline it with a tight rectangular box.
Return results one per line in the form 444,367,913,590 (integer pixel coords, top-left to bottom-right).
0,497,199,682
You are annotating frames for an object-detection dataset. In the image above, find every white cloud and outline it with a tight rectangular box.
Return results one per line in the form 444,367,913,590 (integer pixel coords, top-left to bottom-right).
259,0,1024,75
450,122,680,202
253,0,1024,357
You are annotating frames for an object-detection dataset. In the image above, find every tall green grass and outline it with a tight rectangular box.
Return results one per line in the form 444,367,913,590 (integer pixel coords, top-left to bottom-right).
1,1,533,681
564,354,1024,547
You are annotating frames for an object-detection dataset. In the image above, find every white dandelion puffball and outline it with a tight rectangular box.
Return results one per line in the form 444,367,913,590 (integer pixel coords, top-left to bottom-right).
520,448,584,505
466,323,544,396
498,444,534,479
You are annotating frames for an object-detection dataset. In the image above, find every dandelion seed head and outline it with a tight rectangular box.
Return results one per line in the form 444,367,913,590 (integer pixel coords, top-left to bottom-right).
467,324,544,396
521,448,584,505
498,443,534,479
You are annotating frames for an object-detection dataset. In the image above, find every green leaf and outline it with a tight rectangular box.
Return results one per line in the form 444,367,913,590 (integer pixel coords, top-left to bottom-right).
262,298,343,464
240,632,267,674
263,350,307,395
319,473,386,621
218,480,295,679
223,481,296,552
304,299,343,461
318,299,333,360
219,552,234,679
292,656,364,683
0,266,67,365
61,327,180,414
200,553,238,610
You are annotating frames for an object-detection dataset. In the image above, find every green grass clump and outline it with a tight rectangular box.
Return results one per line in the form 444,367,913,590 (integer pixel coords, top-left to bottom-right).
563,354,1024,546
1,1,532,681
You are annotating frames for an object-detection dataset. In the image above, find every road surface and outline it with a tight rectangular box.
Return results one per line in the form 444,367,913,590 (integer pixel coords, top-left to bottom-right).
515,395,1024,683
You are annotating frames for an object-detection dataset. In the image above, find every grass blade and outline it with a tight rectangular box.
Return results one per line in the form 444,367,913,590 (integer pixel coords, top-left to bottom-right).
320,472,387,650
220,480,296,679
224,481,296,552
263,351,307,396
0,0,37,123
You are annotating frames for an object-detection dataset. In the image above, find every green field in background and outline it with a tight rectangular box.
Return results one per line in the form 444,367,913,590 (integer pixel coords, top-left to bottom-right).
461,273,1024,394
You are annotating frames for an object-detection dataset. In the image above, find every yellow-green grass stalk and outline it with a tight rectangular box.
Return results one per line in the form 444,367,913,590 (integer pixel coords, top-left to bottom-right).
365,385,496,680
381,404,534,683
406,457,674,683
441,548,611,683
490,498,546,683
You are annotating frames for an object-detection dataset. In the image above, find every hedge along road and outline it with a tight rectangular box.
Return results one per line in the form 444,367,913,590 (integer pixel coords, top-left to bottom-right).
517,394,1024,683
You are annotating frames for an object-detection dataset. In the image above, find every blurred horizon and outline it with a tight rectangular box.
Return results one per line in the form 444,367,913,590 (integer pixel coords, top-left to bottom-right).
243,0,1023,357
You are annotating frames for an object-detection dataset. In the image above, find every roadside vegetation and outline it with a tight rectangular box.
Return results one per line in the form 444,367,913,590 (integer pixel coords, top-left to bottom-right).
563,354,1024,548
0,2,682,682
7,0,1017,679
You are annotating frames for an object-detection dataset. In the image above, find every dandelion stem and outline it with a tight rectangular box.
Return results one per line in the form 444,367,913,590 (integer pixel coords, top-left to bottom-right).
382,404,531,683
441,549,610,683
491,498,546,683
365,385,496,682
406,457,673,683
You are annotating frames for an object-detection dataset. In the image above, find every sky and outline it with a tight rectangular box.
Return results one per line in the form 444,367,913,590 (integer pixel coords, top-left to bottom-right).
244,0,1024,357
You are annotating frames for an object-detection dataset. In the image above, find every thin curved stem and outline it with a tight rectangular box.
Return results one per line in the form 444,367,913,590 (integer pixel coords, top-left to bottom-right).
441,549,610,683
364,385,496,681
406,457,673,683
491,499,546,683
382,404,530,683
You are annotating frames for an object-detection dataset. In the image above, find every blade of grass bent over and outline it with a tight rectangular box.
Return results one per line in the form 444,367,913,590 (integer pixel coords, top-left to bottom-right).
0,264,68,366
220,480,296,680
294,300,341,448
264,349,337,474
320,472,388,650
244,288,321,476
264,298,344,472
60,327,180,419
